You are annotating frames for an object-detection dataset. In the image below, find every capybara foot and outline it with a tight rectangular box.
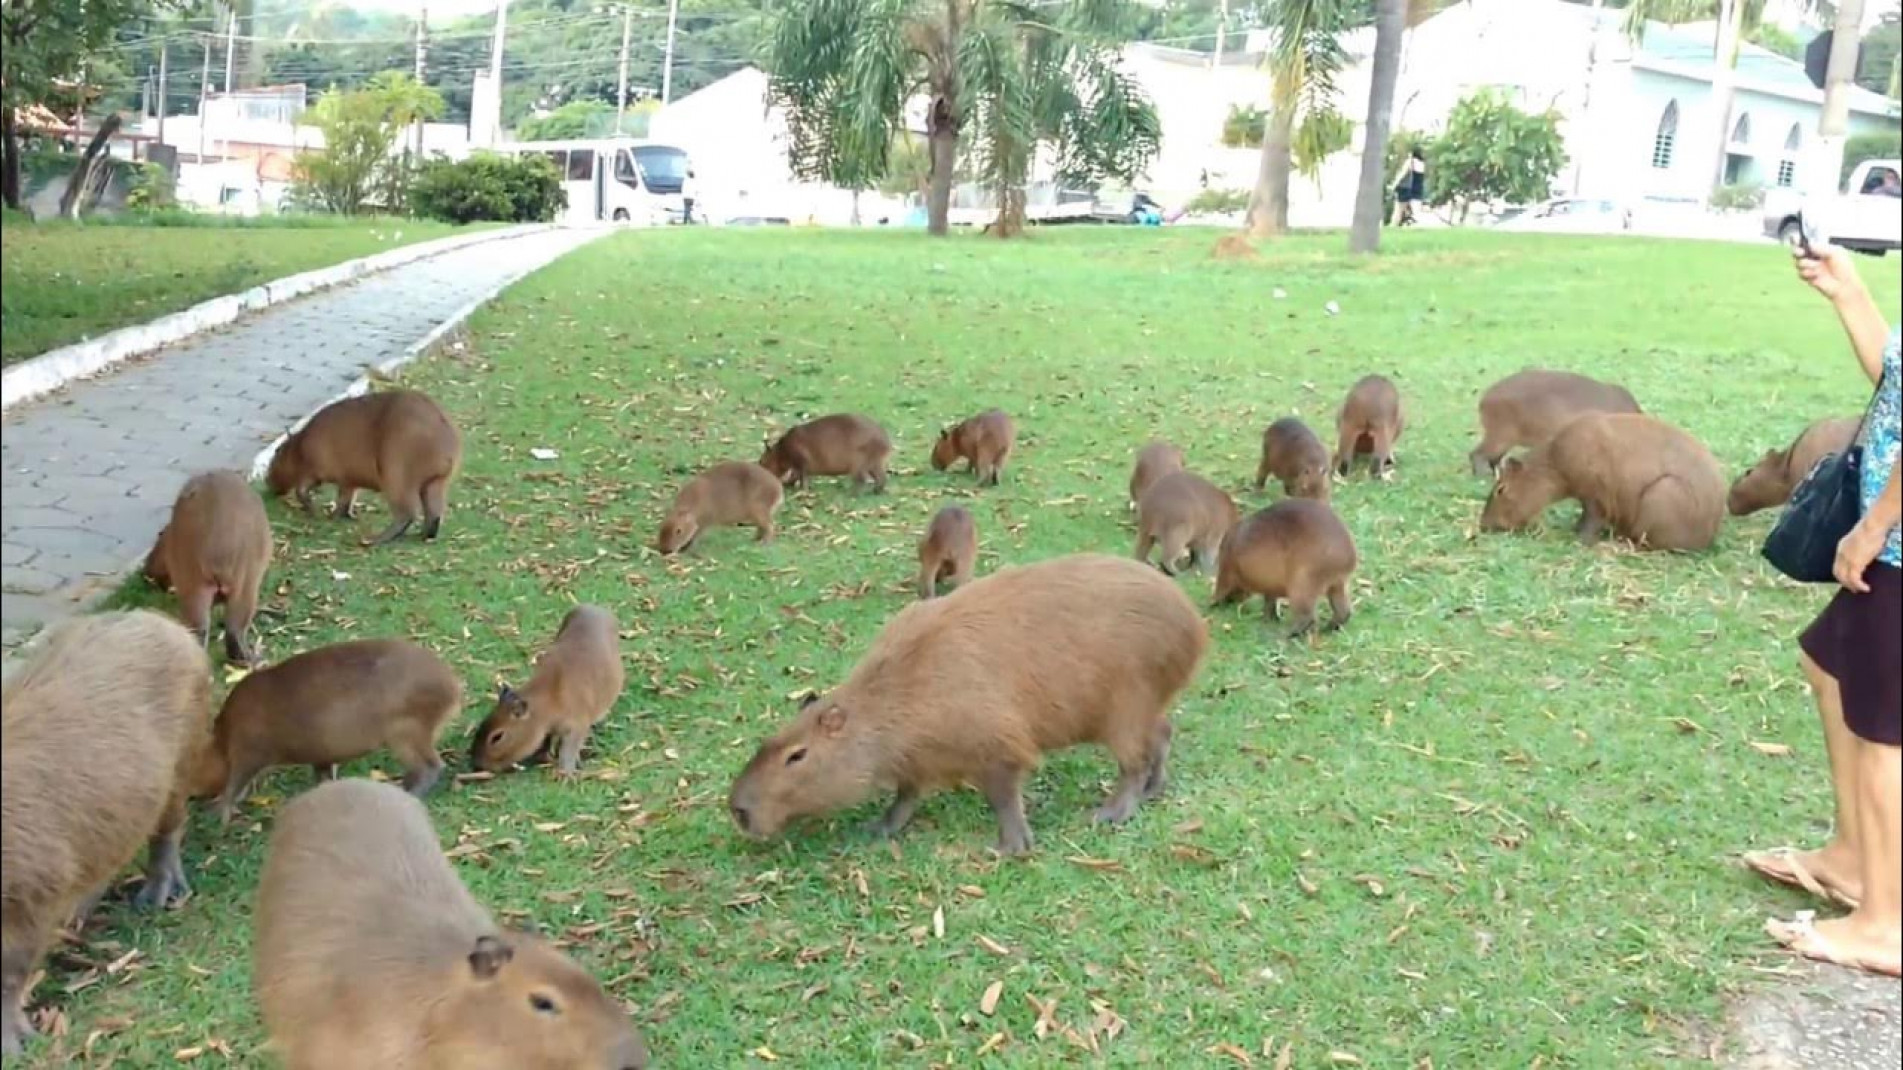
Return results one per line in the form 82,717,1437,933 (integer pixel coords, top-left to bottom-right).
1093,796,1139,825
2,1009,33,1057
422,516,443,540
868,789,922,839
363,517,416,546
132,867,189,911
993,827,1035,857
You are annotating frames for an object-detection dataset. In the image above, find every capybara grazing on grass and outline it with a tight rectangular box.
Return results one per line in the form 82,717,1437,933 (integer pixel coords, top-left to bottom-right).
265,388,462,546
1213,499,1358,638
1727,417,1859,516
1135,471,1239,575
1470,369,1641,477
1255,418,1332,499
197,639,461,825
1129,440,1186,507
727,554,1207,856
2,612,211,1057
931,409,1016,486
655,461,783,554
256,779,648,1070
760,413,893,492
143,469,273,665
1480,412,1726,551
916,505,978,599
470,605,624,776
1335,375,1404,479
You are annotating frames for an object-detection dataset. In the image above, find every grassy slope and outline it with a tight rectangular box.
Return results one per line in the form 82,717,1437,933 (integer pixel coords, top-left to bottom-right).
0,217,474,365
48,227,1903,1068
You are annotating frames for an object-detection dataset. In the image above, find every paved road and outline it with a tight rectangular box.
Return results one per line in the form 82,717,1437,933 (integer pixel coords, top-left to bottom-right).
1,226,598,653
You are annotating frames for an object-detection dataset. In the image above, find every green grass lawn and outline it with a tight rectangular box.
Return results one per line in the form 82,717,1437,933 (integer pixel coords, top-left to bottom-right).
0,216,479,365
43,227,1902,1068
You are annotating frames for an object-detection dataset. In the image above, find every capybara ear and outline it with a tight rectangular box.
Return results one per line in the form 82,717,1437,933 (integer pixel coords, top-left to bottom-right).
1498,456,1523,480
798,690,821,710
818,705,847,736
468,935,515,979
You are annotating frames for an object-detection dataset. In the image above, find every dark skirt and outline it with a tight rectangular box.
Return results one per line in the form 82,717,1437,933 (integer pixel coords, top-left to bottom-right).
1800,560,1903,746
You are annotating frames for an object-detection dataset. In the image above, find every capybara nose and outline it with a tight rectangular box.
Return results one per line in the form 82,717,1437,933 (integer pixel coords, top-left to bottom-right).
730,804,752,833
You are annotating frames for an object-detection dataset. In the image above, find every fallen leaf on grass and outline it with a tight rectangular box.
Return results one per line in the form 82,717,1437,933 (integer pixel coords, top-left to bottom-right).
1296,871,1319,896
1672,717,1704,734
1067,855,1123,872
977,1032,1008,1056
1206,1042,1253,1065
976,934,1012,956
1329,1052,1364,1065
980,980,1004,1016
1275,1041,1294,1069
932,905,946,940
752,1046,778,1061
1749,741,1793,757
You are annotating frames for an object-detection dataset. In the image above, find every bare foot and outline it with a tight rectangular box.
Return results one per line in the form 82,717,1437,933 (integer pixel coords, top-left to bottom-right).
1744,845,1864,907
1767,912,1903,977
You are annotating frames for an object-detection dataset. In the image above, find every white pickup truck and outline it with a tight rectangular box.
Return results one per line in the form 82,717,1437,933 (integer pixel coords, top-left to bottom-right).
1763,158,1903,255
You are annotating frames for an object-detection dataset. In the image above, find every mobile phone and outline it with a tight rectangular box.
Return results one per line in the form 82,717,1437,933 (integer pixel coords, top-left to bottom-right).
1792,210,1826,256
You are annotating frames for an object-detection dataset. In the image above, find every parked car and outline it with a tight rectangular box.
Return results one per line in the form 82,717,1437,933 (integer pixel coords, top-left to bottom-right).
1492,197,1633,234
1762,158,1902,255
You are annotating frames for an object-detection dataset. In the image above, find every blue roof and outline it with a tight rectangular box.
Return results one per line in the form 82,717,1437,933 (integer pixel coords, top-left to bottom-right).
1637,21,1899,116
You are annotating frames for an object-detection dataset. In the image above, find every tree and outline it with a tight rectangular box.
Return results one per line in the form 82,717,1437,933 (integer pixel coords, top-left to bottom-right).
516,100,618,141
295,73,444,215
1246,0,1353,239
1348,0,1406,253
1423,89,1567,221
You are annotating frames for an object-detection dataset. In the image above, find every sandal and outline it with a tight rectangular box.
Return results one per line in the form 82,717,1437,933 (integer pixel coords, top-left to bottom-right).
1765,913,1903,978
1742,848,1861,909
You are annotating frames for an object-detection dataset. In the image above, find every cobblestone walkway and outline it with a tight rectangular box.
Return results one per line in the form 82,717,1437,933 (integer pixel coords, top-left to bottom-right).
1,226,599,653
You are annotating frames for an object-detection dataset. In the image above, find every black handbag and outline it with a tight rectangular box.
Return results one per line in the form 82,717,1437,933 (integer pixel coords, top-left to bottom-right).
1762,403,1870,584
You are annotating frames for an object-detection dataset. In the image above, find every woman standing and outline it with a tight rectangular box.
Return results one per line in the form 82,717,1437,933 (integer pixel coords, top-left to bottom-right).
1748,243,1901,978
1393,147,1427,226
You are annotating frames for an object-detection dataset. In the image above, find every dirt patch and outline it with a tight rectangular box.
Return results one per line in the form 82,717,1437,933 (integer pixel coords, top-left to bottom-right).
1720,961,1900,1069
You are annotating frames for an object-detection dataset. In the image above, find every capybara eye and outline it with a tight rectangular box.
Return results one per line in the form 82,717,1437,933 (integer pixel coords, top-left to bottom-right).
784,747,808,766
488,731,506,748
529,992,560,1015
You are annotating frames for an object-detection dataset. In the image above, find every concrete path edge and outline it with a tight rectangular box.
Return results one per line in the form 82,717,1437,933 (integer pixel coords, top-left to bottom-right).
1,221,556,413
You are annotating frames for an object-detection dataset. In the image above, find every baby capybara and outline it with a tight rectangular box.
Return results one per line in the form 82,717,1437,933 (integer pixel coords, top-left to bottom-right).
256,780,648,1070
1129,440,1186,507
3,612,211,1057
760,413,892,492
728,554,1208,856
1335,375,1405,479
1481,412,1726,551
931,409,1016,486
265,388,462,545
143,469,273,664
1727,417,1859,516
1255,418,1332,499
917,505,978,599
1136,471,1239,575
197,639,461,824
655,461,783,554
1213,499,1358,638
1470,369,1642,476
470,605,624,775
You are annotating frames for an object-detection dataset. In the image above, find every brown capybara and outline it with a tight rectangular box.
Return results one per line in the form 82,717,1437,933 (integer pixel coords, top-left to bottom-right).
655,461,784,554
1128,440,1187,508
1213,499,1358,638
759,413,892,492
916,505,978,600
255,779,648,1070
143,469,273,665
1135,471,1239,575
1480,412,1726,551
1727,417,1859,516
1255,418,1332,500
1470,369,1642,477
2,612,211,1057
1335,375,1405,479
1211,233,1258,260
727,554,1208,856
265,388,462,546
470,605,624,775
931,409,1016,486
196,639,461,825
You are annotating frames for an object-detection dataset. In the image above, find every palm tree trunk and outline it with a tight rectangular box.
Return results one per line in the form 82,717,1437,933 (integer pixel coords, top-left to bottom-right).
992,185,1025,237
1,106,20,210
1350,0,1408,253
1246,104,1294,239
926,94,957,237
1704,0,1741,197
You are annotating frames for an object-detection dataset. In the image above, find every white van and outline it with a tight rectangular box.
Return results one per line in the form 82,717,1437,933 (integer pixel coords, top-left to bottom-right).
500,137,692,226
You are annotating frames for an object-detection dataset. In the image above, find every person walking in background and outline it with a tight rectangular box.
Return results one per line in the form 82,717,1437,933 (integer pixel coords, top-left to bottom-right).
1392,147,1427,226
1748,242,1902,978
681,167,699,225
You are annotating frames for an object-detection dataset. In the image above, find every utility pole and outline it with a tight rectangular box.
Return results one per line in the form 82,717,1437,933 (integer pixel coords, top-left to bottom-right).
488,0,510,144
1704,0,1742,201
156,40,170,146
1813,0,1864,198
1212,0,1228,71
223,3,237,93
616,4,634,132
197,31,212,164
1572,0,1606,195
414,4,429,156
661,0,680,104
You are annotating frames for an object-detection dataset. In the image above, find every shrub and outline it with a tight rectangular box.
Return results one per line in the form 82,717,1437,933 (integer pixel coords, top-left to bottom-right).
1185,187,1250,214
409,153,566,224
1711,181,1764,212
1221,104,1266,149
124,161,176,211
1424,90,1567,222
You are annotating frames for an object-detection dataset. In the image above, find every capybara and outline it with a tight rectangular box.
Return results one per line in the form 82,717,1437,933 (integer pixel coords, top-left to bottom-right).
265,388,462,546
727,554,1208,856
470,605,624,775
1211,233,1258,260
1335,375,1405,479
759,413,892,492
143,469,273,665
1727,417,1860,516
1128,440,1187,508
1135,471,1239,575
916,505,978,599
931,409,1016,486
1480,412,1726,551
1213,499,1358,638
655,461,783,554
1469,369,1642,476
2,612,211,1056
196,639,461,824
1255,418,1332,499
255,779,648,1070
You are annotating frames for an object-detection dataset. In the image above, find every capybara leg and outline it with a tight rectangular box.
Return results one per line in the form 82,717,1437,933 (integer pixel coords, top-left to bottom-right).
177,583,215,646
1334,429,1361,478
1142,720,1173,800
752,509,775,543
555,727,589,775
1093,757,1149,826
217,759,266,827
364,491,422,546
1285,593,1321,639
396,734,446,797
1,936,38,1057
70,883,110,930
133,792,190,910
1575,501,1608,545
332,486,359,520
1158,535,1190,576
421,477,450,540
1325,582,1354,631
870,460,889,494
1372,430,1397,481
984,462,1002,487
222,581,260,666
1262,596,1282,621
978,764,1034,856
1193,537,1223,576
1132,531,1155,566
294,484,316,513
311,763,338,781
918,563,938,600
868,785,923,839
1469,434,1507,478
1254,455,1271,491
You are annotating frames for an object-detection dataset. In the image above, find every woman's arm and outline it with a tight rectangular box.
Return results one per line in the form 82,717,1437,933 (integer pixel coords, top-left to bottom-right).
1795,246,1889,383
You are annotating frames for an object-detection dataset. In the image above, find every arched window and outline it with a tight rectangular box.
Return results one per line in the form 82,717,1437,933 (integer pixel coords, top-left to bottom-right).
1778,122,1802,188
1730,112,1752,146
1652,100,1678,170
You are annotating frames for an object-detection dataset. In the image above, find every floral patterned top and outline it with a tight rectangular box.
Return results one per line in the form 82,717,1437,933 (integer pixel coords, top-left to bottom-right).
1863,326,1902,568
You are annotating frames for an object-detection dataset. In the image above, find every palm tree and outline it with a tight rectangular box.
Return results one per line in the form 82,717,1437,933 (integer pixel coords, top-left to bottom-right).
1348,0,1406,252
1245,0,1352,239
